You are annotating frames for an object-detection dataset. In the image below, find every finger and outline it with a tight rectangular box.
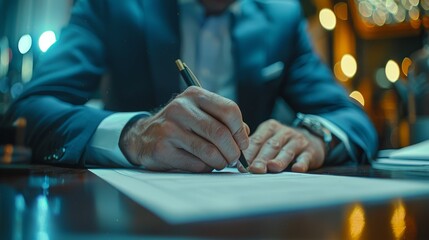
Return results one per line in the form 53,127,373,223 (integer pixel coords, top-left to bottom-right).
170,127,229,170
291,152,311,173
244,120,278,164
237,164,247,173
164,149,213,173
236,154,250,173
250,132,289,174
266,133,308,172
140,136,213,173
266,146,295,173
184,87,247,148
248,157,268,174
233,124,249,150
253,129,291,166
180,105,241,164
244,123,250,136
165,97,241,164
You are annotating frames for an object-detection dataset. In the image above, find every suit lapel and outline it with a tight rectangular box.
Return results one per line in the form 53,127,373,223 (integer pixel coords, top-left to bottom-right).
143,0,181,106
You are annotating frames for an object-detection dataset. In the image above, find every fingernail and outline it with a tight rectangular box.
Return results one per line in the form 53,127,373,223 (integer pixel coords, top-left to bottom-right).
253,162,265,169
273,159,283,165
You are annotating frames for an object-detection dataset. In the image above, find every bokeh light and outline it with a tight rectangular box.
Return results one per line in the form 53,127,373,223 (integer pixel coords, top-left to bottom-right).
375,68,392,89
334,62,349,82
350,91,365,106
319,8,337,30
401,57,412,76
334,2,348,21
386,60,400,83
356,0,424,25
341,54,358,78
38,31,57,53
18,34,32,55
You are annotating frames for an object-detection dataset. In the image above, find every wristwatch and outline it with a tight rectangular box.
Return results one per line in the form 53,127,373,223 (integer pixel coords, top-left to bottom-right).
293,113,333,155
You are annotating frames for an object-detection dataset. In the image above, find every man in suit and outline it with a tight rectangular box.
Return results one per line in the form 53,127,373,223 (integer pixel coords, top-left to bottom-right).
5,0,377,173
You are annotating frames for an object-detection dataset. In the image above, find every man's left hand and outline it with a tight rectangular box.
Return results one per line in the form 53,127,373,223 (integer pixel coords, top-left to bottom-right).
238,119,326,173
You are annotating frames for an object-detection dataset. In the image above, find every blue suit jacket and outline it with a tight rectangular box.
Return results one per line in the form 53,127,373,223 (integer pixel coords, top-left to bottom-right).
6,0,377,166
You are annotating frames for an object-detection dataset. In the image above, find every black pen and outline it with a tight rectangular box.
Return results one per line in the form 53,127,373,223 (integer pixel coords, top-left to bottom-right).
175,59,250,172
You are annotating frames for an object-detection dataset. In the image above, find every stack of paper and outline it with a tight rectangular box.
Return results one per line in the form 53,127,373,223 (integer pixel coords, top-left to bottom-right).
372,140,429,171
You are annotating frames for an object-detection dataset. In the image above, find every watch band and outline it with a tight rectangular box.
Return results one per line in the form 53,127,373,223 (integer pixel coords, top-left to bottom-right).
293,113,333,155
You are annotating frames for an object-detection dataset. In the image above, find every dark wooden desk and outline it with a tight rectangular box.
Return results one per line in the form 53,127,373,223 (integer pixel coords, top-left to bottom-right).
1,165,428,239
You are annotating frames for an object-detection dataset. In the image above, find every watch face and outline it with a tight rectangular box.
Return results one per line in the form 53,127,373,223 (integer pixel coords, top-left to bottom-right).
299,116,332,143
294,114,333,154
304,118,323,135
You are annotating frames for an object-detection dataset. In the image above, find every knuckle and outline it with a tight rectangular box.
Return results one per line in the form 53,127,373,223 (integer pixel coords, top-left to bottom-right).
153,120,174,139
257,156,268,162
283,130,293,139
266,119,278,125
202,144,219,160
251,135,264,145
164,100,183,118
211,124,228,140
161,120,175,134
223,100,241,120
228,100,240,113
296,135,308,147
253,158,266,166
189,140,201,155
266,119,280,128
267,139,281,150
285,150,295,159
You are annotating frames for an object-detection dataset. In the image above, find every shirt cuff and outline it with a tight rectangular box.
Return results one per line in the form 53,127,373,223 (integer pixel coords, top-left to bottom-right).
305,114,357,163
84,112,150,167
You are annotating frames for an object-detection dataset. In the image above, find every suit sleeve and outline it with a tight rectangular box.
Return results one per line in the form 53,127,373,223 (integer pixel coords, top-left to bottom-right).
281,10,378,162
4,0,112,166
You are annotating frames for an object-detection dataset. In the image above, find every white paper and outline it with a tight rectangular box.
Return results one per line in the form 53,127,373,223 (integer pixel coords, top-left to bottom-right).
389,140,429,160
90,168,429,224
372,140,429,170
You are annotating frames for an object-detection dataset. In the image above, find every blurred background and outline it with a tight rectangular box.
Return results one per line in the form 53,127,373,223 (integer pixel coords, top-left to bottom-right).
1,0,429,150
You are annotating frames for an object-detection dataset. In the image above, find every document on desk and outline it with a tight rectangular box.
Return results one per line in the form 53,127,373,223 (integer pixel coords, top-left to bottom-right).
372,140,429,171
90,168,429,224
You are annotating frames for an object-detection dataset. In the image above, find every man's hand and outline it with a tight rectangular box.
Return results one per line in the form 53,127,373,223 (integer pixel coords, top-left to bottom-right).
119,86,249,172
238,119,325,173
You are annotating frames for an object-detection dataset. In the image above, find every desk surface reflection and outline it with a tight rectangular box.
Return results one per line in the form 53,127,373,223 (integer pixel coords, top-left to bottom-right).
1,164,428,239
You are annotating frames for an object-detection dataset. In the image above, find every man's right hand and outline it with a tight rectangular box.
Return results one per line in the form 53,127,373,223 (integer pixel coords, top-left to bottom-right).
119,86,249,172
